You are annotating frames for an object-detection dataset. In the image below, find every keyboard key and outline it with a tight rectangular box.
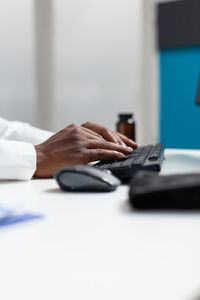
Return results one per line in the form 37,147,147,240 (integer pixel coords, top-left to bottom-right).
94,144,164,179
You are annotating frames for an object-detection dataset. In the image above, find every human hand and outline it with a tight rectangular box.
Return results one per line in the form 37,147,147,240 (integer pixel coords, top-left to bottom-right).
82,121,137,147
34,123,137,178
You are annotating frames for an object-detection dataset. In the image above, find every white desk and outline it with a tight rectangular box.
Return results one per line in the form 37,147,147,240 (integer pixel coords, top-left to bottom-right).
1,149,200,300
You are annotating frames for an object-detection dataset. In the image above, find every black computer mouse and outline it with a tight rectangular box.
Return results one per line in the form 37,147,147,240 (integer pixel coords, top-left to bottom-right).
54,165,121,192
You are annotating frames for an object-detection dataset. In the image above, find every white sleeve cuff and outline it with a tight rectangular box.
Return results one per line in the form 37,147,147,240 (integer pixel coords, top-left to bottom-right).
0,139,36,180
0,117,53,145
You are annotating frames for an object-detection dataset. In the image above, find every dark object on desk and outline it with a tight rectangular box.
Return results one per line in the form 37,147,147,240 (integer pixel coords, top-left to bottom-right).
195,76,200,105
116,113,136,141
129,171,200,210
55,165,121,192
94,144,164,180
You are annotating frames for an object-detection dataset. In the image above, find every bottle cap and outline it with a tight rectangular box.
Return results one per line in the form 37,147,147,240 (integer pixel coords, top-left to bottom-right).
118,113,133,122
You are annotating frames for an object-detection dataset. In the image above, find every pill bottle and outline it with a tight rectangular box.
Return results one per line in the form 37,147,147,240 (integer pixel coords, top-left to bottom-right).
116,113,136,141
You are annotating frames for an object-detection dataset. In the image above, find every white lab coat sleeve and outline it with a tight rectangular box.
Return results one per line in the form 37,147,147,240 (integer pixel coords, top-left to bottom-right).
0,139,36,180
0,117,55,180
0,117,53,145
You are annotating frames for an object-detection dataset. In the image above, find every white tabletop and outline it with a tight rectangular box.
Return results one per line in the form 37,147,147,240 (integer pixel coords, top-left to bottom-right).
1,149,200,300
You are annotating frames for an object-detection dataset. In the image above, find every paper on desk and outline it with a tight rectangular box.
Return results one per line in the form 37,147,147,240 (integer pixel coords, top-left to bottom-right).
161,149,200,175
0,206,42,228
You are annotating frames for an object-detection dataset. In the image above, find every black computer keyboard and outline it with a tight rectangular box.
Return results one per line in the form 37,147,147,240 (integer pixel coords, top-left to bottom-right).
94,143,164,180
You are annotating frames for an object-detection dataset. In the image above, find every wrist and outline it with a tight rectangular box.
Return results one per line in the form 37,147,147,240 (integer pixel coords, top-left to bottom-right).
34,144,46,178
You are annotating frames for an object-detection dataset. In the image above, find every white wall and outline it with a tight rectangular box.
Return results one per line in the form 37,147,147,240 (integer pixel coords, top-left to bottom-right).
54,0,144,140
140,0,159,144
0,0,160,145
0,0,35,124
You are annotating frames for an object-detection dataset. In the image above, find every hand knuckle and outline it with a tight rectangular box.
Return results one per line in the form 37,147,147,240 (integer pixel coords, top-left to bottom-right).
72,126,82,135
99,140,107,148
68,123,77,129
101,127,107,134
82,121,91,127
72,133,83,144
97,149,104,156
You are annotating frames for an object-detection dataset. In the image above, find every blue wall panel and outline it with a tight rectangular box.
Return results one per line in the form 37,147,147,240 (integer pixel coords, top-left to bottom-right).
160,47,200,149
